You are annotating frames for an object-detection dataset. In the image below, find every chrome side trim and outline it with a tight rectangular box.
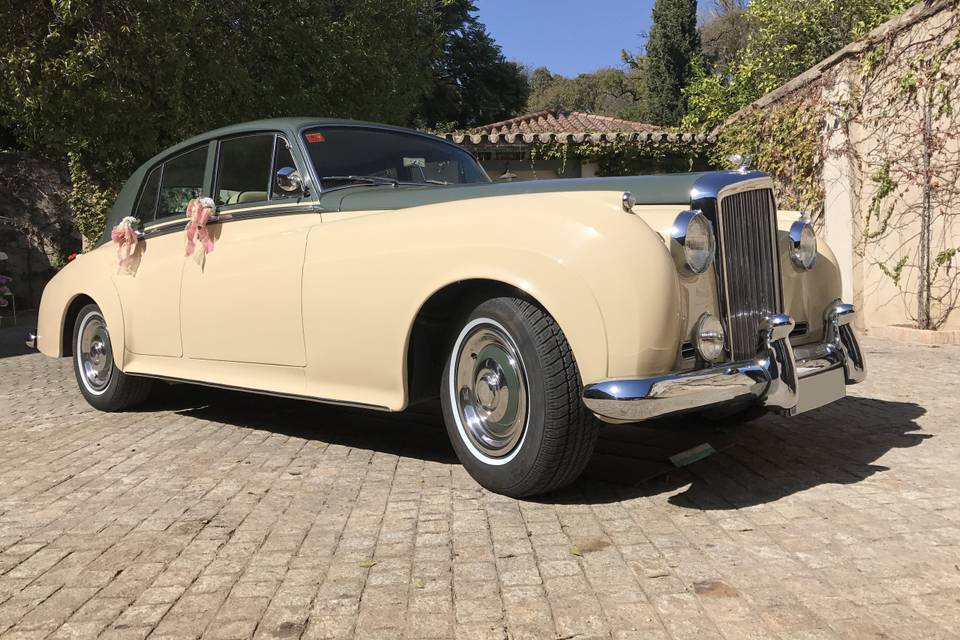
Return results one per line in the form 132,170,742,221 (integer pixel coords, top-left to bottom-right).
25,331,38,350
125,373,391,412
139,203,323,240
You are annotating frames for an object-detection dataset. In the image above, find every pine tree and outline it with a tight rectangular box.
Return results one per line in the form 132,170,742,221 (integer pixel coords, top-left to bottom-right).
642,0,701,126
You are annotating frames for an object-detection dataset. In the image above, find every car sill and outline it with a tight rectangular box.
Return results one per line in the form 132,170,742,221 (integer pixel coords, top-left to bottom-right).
126,373,391,412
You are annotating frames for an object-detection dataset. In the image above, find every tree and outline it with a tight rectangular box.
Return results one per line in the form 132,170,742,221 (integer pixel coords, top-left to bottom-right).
684,0,914,130
738,0,914,97
700,0,750,74
416,1,529,130
631,0,701,126
0,0,441,243
525,67,645,120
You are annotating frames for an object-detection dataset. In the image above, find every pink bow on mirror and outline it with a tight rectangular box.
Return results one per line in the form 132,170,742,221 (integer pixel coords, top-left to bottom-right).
185,197,217,259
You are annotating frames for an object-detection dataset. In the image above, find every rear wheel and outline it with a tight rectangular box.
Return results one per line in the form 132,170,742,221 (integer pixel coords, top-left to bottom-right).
73,304,152,411
441,297,599,497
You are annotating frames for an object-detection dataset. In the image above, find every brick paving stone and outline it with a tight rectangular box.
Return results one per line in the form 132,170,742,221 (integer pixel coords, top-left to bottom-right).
1,329,960,639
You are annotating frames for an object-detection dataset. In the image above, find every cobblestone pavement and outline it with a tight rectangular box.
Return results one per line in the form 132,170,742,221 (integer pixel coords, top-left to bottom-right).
1,329,959,640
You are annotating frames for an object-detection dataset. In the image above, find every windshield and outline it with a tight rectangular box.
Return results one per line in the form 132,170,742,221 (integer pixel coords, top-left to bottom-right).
302,126,490,190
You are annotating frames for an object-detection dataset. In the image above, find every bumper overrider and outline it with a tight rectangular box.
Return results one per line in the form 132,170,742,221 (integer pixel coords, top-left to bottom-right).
582,300,866,422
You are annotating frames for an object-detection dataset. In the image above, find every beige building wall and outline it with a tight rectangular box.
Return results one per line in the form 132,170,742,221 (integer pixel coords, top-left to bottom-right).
723,1,960,332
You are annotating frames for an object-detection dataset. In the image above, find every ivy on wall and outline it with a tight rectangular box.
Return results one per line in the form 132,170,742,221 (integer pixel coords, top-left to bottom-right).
712,98,825,218
528,139,712,177
711,4,960,330
848,12,960,330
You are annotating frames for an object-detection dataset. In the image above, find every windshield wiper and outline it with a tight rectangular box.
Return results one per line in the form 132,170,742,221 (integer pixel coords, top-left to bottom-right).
320,175,400,188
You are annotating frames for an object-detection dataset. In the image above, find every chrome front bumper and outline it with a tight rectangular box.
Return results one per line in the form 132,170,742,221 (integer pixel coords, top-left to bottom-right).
582,301,866,423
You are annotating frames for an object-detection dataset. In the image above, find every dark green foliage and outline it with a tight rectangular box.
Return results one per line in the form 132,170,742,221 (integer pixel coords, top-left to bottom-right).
0,0,525,241
684,0,914,130
637,0,701,126
700,0,750,74
415,1,529,130
525,67,645,120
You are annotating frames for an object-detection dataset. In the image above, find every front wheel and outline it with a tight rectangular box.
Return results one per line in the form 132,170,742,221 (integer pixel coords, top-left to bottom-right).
73,304,153,411
441,297,599,497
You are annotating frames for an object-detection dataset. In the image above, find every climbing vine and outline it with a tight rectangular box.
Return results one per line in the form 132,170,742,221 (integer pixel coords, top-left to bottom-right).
846,9,960,330
713,98,825,218
713,3,960,330
529,138,711,177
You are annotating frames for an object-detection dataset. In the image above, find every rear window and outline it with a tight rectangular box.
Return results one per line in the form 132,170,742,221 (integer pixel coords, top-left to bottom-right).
157,146,207,219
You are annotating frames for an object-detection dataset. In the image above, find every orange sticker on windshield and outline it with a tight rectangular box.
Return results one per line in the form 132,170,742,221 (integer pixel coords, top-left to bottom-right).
305,132,325,143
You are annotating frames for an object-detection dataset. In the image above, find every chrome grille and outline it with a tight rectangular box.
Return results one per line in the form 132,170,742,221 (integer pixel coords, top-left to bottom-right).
717,189,782,360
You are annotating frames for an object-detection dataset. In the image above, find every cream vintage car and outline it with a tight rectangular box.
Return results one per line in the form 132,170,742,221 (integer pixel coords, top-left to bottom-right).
31,118,865,497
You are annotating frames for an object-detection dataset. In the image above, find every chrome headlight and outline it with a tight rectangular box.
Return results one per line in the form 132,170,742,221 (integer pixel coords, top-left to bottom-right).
694,313,726,362
789,220,817,270
671,210,716,274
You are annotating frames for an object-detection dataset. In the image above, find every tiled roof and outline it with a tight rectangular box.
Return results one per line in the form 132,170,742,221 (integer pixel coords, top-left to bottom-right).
477,110,660,135
441,130,714,145
439,110,714,145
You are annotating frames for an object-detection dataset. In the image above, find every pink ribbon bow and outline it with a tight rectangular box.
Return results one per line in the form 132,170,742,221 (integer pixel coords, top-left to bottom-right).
110,217,140,273
185,198,217,258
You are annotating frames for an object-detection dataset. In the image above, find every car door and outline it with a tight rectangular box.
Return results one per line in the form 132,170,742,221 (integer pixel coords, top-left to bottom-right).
179,133,316,367
112,144,209,357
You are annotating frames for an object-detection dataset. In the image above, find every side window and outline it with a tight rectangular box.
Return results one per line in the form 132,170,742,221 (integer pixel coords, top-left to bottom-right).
216,134,274,206
158,146,207,219
271,137,300,200
133,165,161,221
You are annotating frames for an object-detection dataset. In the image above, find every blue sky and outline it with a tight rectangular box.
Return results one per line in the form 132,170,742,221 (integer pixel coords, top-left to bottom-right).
475,0,657,77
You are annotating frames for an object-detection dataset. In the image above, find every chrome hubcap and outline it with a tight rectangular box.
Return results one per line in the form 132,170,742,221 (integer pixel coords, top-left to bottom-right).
79,315,112,392
454,323,528,459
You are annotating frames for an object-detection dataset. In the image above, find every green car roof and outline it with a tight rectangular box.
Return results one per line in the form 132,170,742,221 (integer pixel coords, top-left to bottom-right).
318,174,704,213
101,117,704,244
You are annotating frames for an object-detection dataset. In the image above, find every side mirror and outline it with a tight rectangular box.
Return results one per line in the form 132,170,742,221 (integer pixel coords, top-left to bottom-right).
275,166,303,194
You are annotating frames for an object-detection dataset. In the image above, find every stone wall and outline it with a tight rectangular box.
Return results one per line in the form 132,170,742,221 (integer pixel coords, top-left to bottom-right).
720,1,960,332
0,152,79,313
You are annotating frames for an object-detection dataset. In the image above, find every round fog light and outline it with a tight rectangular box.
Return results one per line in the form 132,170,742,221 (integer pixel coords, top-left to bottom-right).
695,313,726,362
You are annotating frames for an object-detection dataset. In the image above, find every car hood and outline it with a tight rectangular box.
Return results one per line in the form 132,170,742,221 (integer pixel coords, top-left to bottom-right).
317,174,707,212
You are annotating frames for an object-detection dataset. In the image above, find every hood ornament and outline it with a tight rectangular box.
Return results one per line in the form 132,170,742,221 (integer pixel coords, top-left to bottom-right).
727,154,752,174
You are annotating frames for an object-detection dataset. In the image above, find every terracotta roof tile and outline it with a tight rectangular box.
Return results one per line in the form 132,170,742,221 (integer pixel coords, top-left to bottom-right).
475,110,661,135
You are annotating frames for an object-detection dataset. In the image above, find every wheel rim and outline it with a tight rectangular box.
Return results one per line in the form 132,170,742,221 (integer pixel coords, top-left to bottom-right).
453,321,528,459
78,313,113,393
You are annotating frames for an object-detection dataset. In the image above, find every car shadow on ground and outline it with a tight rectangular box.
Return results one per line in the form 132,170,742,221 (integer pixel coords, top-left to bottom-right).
142,384,927,509
145,383,457,465
553,395,929,508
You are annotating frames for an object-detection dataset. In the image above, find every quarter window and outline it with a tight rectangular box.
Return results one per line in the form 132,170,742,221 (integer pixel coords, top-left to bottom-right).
158,146,207,219
216,134,274,206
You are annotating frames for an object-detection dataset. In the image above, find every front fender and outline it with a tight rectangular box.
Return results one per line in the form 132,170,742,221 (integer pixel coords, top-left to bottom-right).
304,191,684,410
37,246,126,366
777,212,844,341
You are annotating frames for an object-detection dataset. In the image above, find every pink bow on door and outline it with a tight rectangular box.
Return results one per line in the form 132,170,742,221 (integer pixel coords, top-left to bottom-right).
185,197,217,260
110,216,140,274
